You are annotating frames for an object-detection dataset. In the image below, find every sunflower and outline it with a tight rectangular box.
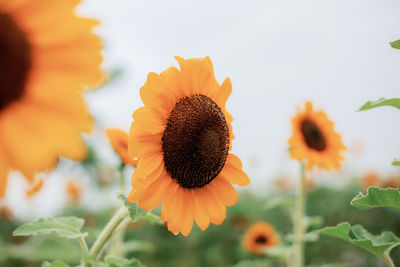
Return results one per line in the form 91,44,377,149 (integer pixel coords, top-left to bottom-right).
242,221,280,255
288,102,345,171
106,128,138,167
0,0,103,197
128,57,250,236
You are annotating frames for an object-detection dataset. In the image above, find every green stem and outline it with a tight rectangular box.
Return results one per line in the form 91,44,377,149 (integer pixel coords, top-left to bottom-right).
385,255,395,267
293,163,306,267
77,236,89,266
89,205,129,259
113,217,131,235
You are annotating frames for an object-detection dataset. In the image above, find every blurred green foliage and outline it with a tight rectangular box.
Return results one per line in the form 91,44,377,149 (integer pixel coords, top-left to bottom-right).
1,181,400,267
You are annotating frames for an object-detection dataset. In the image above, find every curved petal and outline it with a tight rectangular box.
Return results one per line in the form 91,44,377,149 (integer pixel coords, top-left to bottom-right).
137,174,172,211
132,107,166,135
213,77,232,108
219,154,250,186
180,189,195,236
211,176,239,207
193,189,210,231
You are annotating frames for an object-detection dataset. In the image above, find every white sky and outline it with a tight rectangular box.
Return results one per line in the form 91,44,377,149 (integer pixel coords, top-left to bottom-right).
80,0,400,187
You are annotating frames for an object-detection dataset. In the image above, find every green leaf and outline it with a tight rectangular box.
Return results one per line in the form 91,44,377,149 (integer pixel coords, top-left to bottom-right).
351,186,400,212
318,222,400,266
391,159,400,166
390,39,400,49
42,260,69,267
105,255,144,267
117,193,151,223
140,213,163,225
358,98,400,111
13,217,87,239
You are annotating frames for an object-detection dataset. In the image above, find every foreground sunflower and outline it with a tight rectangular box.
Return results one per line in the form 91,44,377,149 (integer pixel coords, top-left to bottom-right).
0,0,103,197
288,102,345,170
128,57,250,236
106,128,138,167
242,221,280,255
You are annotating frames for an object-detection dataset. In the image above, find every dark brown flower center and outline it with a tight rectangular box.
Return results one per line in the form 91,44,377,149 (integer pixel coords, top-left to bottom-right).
162,94,229,189
300,119,326,151
0,12,31,111
255,235,267,244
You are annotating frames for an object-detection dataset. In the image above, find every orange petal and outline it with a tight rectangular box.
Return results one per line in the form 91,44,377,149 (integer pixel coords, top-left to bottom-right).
200,187,226,225
138,175,172,211
132,107,166,135
213,77,232,108
193,189,210,231
161,181,179,222
211,177,239,207
167,187,185,234
140,72,179,115
129,166,164,202
180,189,195,236
220,154,250,186
128,123,162,158
175,56,219,96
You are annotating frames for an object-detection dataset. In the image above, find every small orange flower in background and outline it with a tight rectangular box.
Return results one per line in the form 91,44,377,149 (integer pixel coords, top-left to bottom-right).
288,102,346,171
65,180,82,204
0,0,103,198
242,221,280,255
106,128,138,167
384,175,400,189
128,57,250,236
360,172,382,190
0,205,14,221
273,176,295,194
25,177,44,198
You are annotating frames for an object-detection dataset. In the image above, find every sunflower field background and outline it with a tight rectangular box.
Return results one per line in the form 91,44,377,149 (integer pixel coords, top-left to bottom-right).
1,0,400,267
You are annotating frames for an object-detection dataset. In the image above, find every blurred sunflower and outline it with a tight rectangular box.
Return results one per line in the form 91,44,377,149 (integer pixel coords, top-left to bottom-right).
25,177,43,198
0,0,103,197
288,102,345,170
384,175,400,189
106,128,138,167
360,171,381,189
65,180,82,204
0,205,13,221
242,221,280,255
128,57,250,236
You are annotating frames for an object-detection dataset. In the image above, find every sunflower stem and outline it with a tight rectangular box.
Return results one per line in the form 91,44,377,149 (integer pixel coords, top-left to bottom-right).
89,205,130,260
293,162,306,267
77,236,89,266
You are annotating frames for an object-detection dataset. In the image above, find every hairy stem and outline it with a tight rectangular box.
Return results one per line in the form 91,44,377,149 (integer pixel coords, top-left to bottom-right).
89,205,129,259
